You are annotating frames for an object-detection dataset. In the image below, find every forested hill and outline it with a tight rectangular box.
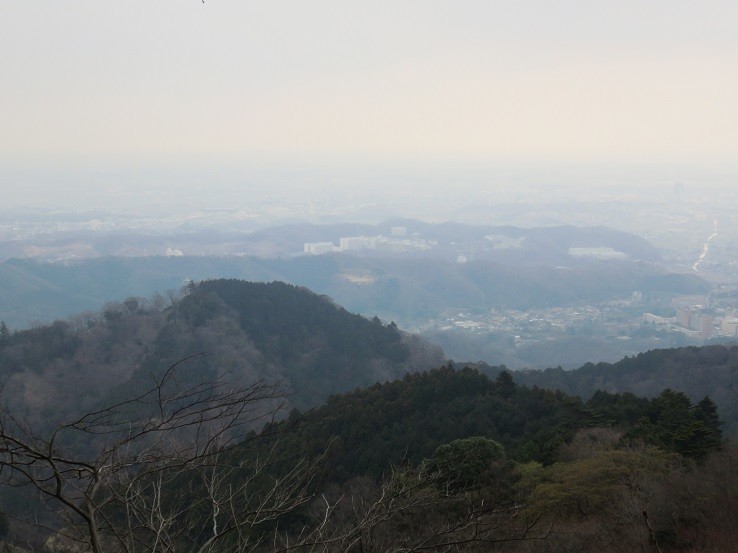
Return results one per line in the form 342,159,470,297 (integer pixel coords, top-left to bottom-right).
0,359,729,551
0,279,443,428
256,365,722,485
505,344,738,433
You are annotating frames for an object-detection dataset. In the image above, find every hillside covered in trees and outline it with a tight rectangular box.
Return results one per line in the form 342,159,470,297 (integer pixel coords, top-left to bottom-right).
257,366,723,478
504,344,738,433
0,279,443,429
0,365,731,552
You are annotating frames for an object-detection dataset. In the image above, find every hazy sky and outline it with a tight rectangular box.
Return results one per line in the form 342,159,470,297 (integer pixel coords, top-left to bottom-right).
3,1,738,208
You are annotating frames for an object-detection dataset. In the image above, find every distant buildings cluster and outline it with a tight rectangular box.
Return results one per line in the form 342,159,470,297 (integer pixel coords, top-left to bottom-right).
303,226,438,255
643,306,738,339
303,242,336,255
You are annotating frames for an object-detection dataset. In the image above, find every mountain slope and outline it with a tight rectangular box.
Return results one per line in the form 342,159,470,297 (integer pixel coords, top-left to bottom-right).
503,344,738,433
0,279,443,428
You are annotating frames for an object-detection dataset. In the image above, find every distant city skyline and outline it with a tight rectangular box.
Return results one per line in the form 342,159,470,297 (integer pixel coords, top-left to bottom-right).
3,1,738,210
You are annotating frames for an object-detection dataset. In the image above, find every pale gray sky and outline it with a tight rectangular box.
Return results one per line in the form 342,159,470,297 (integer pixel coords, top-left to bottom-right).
2,1,738,208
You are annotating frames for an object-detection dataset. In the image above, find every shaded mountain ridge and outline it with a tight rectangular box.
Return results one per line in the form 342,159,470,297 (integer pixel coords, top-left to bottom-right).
0,279,443,429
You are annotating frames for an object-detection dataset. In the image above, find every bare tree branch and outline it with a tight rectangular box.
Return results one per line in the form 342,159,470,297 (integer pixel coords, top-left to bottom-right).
0,356,317,553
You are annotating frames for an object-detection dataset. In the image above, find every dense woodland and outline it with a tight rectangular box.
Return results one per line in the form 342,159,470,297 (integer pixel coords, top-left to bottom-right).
501,344,738,433
0,280,735,551
261,368,730,553
256,366,722,476
0,364,731,552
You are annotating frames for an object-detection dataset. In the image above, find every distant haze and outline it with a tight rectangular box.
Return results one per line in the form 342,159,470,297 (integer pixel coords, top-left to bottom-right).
1,158,735,217
2,1,738,210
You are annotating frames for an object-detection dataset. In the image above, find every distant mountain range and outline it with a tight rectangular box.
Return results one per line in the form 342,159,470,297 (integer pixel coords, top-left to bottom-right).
0,218,661,263
0,221,706,329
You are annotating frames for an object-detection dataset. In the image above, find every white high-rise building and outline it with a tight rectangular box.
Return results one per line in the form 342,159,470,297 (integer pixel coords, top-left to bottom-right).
339,236,374,251
304,242,336,255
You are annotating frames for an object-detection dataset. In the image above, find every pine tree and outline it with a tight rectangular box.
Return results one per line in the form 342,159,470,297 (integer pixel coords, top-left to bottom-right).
0,321,8,347
693,396,723,453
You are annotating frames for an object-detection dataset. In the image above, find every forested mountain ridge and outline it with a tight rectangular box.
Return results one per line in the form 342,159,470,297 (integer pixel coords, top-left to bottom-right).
0,279,443,428
251,365,722,483
493,344,738,433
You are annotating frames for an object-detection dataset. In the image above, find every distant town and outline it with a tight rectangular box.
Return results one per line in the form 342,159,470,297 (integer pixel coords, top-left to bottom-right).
2,183,738,369
304,226,438,255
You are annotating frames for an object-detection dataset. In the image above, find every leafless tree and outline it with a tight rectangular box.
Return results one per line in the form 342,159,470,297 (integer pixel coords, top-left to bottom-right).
268,463,548,553
0,354,321,552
